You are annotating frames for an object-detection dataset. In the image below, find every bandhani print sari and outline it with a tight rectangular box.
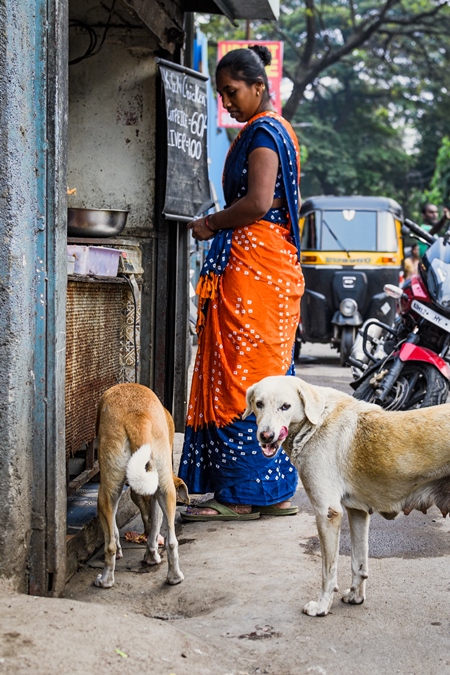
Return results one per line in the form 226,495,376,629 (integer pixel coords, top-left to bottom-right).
179,111,305,506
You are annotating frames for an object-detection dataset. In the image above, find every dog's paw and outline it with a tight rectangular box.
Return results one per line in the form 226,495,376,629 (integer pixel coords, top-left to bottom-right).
143,551,161,566
166,570,184,586
341,587,365,605
302,599,331,617
94,572,114,589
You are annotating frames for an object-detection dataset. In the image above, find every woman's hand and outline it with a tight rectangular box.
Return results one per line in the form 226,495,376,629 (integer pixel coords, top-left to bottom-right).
188,217,216,241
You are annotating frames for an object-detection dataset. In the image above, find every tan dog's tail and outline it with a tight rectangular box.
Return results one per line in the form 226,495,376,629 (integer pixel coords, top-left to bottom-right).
125,413,158,496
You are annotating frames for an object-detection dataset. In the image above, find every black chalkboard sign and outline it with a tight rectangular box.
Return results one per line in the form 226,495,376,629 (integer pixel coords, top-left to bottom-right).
157,59,213,222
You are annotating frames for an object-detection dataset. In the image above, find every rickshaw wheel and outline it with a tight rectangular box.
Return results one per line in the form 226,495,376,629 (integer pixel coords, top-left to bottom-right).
353,362,449,410
339,327,355,367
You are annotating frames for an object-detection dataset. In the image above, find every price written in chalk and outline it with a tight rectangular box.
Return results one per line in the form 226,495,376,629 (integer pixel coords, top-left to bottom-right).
166,102,207,160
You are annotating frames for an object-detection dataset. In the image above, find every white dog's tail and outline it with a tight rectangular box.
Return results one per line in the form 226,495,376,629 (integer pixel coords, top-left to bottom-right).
126,444,158,495
125,414,159,495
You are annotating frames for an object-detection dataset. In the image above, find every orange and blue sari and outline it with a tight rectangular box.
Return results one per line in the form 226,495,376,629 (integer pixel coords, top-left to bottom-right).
179,112,305,505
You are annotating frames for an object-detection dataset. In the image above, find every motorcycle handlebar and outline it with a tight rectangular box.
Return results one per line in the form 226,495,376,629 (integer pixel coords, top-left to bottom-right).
403,218,436,245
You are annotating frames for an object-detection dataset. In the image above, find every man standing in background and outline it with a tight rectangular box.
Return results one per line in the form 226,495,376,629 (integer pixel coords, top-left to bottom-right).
418,203,450,257
403,242,420,280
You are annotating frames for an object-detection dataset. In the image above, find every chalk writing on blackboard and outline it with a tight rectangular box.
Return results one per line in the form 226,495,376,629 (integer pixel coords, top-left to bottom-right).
157,60,213,222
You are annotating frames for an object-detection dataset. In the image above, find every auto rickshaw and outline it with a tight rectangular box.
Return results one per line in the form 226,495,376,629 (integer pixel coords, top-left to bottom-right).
297,195,404,366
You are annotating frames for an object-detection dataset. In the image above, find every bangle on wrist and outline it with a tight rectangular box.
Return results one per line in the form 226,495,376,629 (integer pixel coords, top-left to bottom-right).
205,215,215,232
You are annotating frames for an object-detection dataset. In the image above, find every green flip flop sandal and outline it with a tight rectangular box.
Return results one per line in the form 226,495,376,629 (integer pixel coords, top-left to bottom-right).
257,505,298,516
180,498,260,522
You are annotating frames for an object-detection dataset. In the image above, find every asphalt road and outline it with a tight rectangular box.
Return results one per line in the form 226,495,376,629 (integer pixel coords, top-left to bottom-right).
295,341,355,392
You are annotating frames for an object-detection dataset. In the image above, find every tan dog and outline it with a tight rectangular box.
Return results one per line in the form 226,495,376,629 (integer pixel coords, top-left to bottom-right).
95,383,189,589
244,375,450,617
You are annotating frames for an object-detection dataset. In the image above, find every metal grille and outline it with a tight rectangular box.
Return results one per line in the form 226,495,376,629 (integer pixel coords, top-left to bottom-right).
65,281,126,458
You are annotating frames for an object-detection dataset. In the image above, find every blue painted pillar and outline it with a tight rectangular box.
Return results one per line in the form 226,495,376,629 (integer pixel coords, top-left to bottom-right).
0,1,68,594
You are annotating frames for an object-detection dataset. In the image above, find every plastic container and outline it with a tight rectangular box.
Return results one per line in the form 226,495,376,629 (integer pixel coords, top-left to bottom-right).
67,245,122,277
67,245,89,274
118,246,144,274
67,254,76,275
86,247,122,277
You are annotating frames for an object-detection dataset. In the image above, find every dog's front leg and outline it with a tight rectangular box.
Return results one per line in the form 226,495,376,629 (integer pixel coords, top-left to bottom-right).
303,506,342,617
342,507,369,606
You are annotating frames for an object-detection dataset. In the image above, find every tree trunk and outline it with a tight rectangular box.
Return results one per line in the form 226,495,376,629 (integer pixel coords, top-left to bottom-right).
282,81,307,122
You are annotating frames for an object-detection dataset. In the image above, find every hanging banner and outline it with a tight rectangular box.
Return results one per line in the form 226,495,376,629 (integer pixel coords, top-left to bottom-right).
157,59,213,221
217,41,284,129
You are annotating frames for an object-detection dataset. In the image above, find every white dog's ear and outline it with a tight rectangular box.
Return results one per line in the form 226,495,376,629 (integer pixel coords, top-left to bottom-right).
295,378,324,426
242,384,256,419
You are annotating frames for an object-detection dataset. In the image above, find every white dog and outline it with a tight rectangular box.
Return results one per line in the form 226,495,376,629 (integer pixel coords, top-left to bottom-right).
244,375,450,617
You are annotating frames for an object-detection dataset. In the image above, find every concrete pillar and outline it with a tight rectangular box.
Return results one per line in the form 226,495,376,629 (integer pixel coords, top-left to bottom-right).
0,0,68,595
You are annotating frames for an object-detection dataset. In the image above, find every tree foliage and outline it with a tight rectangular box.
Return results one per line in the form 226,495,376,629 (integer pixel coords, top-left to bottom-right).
263,0,450,121
427,137,450,207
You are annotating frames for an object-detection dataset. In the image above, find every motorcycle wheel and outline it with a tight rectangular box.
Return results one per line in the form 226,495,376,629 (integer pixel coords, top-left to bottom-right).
339,326,355,368
353,362,449,410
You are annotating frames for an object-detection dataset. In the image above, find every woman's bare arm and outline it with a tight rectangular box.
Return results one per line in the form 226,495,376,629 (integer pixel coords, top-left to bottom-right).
188,147,279,241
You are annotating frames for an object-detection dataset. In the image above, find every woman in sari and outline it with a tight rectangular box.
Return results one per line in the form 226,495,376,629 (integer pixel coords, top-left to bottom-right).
179,45,305,521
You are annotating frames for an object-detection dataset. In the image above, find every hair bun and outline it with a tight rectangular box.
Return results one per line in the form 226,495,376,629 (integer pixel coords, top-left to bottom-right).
249,44,272,67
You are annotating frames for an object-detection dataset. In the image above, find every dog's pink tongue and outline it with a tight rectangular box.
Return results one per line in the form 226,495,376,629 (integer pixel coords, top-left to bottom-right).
278,426,288,441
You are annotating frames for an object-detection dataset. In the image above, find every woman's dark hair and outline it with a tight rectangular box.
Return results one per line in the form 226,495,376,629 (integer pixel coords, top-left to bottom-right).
216,45,271,95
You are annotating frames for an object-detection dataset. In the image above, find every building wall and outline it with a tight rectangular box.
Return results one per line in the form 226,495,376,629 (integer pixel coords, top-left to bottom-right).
0,1,34,587
0,0,67,592
68,38,158,236
66,12,190,414
0,0,186,592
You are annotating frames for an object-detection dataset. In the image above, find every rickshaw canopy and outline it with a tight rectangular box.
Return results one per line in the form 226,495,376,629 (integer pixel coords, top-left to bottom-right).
300,195,403,219
300,195,404,260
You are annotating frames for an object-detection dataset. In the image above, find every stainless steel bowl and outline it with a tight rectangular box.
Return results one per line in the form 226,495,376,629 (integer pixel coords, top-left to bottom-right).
67,208,129,237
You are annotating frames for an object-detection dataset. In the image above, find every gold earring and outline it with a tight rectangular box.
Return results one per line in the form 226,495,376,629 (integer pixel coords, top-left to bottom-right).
256,91,260,96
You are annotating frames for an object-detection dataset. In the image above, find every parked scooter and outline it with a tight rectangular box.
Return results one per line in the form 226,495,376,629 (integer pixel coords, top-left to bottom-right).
348,218,450,409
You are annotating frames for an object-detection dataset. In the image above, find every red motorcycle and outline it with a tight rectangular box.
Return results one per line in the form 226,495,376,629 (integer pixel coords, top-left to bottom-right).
348,219,450,409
